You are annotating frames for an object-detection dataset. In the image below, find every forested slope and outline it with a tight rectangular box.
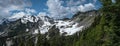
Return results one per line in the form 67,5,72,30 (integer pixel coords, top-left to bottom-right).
74,0,120,46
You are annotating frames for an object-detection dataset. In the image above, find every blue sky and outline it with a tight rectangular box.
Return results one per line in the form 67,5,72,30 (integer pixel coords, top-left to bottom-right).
30,0,48,13
0,0,102,19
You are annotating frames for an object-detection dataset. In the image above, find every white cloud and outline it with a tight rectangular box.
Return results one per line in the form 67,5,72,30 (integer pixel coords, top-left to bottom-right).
8,12,26,21
8,8,36,21
66,0,85,6
0,0,97,20
25,8,36,14
47,0,69,18
0,0,31,20
9,12,26,19
46,0,96,19
78,3,95,12
38,12,47,17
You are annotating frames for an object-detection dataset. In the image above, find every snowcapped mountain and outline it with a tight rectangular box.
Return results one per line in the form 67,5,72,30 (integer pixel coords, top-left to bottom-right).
0,10,99,46
0,13,84,36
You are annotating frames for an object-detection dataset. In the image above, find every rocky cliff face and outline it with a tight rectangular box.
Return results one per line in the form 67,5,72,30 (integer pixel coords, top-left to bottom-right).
0,10,99,46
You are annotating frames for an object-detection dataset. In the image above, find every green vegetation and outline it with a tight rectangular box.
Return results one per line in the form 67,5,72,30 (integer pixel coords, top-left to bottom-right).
74,0,120,46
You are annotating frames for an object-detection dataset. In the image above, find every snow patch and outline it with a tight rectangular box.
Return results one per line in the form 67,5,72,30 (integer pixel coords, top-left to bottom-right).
8,12,26,21
33,19,84,35
6,38,13,46
39,21,52,34
33,29,39,34
0,20,3,24
21,16,39,24
26,29,29,32
55,20,84,35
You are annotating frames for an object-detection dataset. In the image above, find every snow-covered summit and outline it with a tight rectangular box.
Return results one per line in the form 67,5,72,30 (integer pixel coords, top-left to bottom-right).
8,12,26,21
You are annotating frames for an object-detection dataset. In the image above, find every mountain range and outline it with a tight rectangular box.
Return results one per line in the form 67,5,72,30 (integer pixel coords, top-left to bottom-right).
0,10,99,46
